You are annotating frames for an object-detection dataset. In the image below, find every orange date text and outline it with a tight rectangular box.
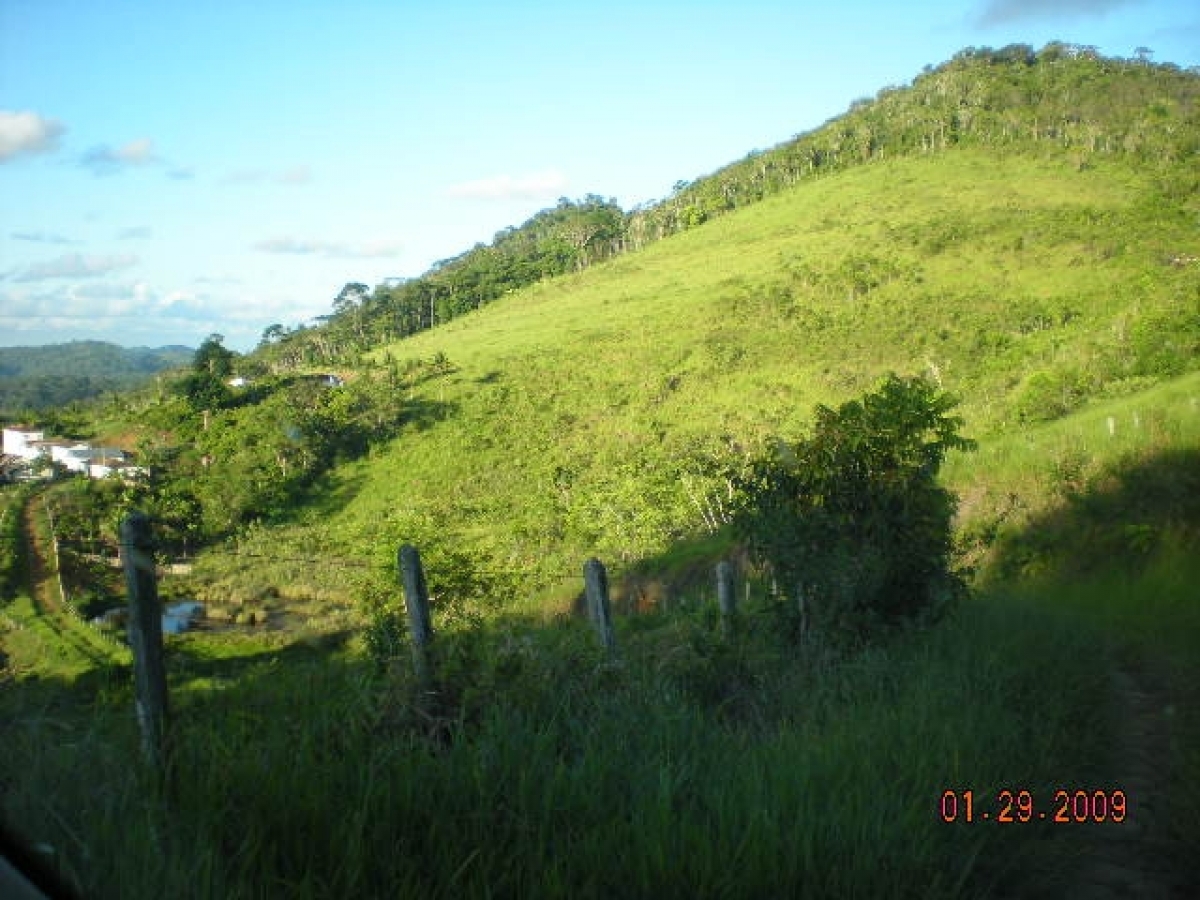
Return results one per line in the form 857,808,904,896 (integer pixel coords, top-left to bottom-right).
938,789,1127,824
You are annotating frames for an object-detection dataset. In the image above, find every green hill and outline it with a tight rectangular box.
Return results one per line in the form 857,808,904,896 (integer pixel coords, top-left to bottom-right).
267,42,1199,364
4,46,1200,898
0,340,192,413
243,144,1195,601
195,45,1198,603
22,45,1185,616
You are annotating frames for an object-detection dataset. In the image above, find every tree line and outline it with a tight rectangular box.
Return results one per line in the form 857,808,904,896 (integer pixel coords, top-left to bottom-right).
252,43,1199,371
0,341,192,414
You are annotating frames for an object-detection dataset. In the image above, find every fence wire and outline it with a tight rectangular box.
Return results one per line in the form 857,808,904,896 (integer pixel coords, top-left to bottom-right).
52,535,629,587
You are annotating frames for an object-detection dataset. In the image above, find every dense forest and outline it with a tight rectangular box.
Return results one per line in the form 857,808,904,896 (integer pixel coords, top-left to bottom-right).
0,340,192,413
259,43,1199,368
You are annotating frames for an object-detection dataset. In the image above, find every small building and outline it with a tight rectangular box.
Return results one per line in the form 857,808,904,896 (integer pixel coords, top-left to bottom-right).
1,426,45,460
88,460,147,481
39,446,125,475
50,443,95,473
5,428,131,480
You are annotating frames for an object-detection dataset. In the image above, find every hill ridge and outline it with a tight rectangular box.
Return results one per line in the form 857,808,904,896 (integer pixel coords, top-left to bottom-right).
255,42,1198,368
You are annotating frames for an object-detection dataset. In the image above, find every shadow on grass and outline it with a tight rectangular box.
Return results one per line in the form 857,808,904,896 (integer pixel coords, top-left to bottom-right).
980,443,1200,893
162,627,357,684
985,444,1200,584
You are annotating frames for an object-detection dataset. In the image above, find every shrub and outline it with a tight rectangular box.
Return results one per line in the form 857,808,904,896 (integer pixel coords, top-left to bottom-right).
733,374,974,644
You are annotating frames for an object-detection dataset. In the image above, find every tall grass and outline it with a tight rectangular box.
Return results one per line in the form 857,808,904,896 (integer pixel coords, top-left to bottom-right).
2,584,1115,898
213,146,1200,597
5,380,1196,897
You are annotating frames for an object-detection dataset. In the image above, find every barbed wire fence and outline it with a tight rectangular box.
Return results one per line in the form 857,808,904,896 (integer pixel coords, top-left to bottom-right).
41,498,131,660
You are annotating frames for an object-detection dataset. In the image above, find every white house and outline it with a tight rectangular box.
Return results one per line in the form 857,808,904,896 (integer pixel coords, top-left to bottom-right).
87,461,147,481
3,427,131,479
51,444,95,473
1,426,45,460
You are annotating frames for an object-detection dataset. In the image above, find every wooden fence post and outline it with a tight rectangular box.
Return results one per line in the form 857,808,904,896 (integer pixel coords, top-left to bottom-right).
398,544,434,684
797,582,810,640
583,558,616,654
716,560,736,633
120,511,168,769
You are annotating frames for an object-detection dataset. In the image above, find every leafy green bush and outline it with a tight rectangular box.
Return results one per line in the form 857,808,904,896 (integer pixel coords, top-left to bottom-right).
734,374,974,644
0,488,27,603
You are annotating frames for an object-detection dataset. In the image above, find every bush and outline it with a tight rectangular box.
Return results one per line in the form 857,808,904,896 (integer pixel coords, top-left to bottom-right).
364,605,406,672
734,374,974,644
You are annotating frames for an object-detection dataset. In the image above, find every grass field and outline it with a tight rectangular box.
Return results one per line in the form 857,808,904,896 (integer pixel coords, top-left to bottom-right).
3,134,1198,896
288,147,1197,594
3,370,1198,896
0,579,1119,897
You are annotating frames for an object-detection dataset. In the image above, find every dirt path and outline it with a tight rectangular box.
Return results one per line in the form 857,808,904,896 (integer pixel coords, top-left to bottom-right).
21,494,59,615
1071,653,1189,899
17,492,122,668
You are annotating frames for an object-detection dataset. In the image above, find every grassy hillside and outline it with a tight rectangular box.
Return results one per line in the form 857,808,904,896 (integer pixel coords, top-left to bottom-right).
3,48,1199,898
2,376,1197,897
219,145,1198,603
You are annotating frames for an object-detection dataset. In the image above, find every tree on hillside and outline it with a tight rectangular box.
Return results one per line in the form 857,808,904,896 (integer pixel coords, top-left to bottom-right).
176,334,235,411
333,282,370,315
193,333,235,379
734,375,975,644
259,323,287,346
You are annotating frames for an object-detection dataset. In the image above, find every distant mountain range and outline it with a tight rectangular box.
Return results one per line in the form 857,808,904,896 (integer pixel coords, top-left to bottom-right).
0,340,193,413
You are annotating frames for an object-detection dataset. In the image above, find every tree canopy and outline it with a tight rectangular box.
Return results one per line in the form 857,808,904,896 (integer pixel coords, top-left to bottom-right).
253,44,1198,374
734,375,975,643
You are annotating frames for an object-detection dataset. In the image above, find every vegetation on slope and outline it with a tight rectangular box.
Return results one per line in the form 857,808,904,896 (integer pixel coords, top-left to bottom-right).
261,43,1198,365
0,340,192,414
3,374,1196,896
253,144,1195,606
2,44,1199,897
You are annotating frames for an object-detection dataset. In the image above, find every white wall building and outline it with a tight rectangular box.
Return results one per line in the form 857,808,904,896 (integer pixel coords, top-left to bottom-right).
3,427,131,479
1,427,45,460
51,444,95,473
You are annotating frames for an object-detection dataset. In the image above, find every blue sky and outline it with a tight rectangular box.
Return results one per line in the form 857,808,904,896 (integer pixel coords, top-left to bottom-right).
1,0,1197,351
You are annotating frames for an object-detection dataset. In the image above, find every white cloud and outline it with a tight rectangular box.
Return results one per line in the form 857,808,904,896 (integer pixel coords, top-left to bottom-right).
1,278,328,352
253,236,334,255
154,288,214,319
72,281,142,300
347,238,404,259
0,282,148,319
116,138,154,163
0,281,309,350
2,281,226,327
116,226,154,240
447,168,568,200
0,110,65,162
977,0,1143,25
8,252,139,282
253,236,403,259
80,138,159,175
278,165,312,184
10,231,78,245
